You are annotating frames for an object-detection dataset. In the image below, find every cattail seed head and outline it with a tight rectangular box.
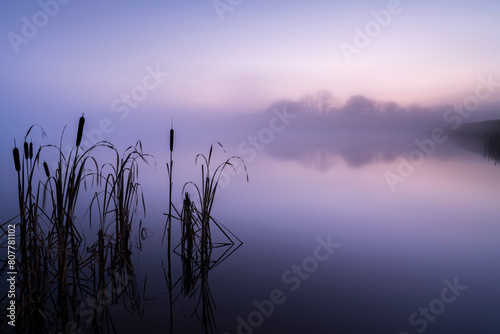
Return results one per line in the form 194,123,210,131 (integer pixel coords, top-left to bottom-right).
170,128,174,152
29,142,33,160
13,147,21,172
43,161,50,178
76,114,85,147
24,142,29,160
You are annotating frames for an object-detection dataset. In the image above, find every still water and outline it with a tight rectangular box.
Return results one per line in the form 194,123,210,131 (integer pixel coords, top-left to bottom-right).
107,132,500,334
1,122,499,334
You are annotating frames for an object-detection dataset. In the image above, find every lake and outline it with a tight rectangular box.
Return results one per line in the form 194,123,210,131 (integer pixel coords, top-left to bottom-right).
1,116,500,334
112,128,500,333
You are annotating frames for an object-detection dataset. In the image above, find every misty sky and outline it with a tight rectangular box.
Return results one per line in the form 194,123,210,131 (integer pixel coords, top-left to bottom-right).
2,3,500,332
1,0,500,126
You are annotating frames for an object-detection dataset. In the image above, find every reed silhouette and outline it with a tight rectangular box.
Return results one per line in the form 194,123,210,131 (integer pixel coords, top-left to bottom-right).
1,117,146,333
162,209,242,334
1,116,246,333
162,131,247,333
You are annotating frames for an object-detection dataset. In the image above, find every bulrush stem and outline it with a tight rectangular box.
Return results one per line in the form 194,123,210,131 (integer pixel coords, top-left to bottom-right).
13,140,30,309
167,121,174,334
164,121,174,247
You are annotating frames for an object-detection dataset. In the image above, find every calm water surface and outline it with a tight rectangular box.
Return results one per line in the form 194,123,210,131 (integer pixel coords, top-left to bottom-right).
107,136,500,334
2,131,499,334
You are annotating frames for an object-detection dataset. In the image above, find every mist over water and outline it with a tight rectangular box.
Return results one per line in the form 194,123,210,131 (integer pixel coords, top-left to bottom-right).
2,0,500,332
181,97,500,172
2,91,500,333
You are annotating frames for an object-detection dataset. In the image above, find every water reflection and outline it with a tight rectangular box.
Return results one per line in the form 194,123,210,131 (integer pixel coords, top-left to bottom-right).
267,134,435,170
163,193,242,334
0,231,145,334
232,102,500,171
267,130,498,171
484,131,500,165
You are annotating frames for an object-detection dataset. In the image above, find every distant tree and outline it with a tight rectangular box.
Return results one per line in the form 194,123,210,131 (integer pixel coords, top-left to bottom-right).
299,89,338,114
316,89,339,113
381,101,400,114
299,93,317,113
342,95,379,114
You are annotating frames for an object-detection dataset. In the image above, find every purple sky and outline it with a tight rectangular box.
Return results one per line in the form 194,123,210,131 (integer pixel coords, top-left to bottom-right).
1,0,499,122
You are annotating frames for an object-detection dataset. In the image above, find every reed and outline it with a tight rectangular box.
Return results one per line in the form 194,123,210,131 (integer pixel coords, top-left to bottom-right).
3,116,250,333
163,121,175,245
1,116,150,333
183,142,248,252
41,114,108,314
165,121,176,334
95,141,151,273
8,126,52,333
162,138,247,333
76,114,85,147
166,196,242,334
13,144,21,171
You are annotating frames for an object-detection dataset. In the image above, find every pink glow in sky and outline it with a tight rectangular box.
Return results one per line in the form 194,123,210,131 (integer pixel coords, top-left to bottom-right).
1,0,499,117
